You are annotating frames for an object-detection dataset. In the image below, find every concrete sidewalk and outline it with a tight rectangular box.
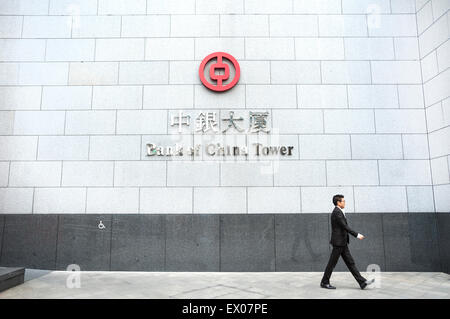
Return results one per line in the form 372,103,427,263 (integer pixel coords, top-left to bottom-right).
0,271,448,299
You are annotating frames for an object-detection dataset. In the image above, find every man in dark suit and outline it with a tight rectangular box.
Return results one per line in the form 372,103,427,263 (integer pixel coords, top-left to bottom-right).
320,194,375,290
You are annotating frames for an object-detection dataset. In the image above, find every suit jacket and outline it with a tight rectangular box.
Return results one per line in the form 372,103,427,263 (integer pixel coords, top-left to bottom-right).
329,207,358,247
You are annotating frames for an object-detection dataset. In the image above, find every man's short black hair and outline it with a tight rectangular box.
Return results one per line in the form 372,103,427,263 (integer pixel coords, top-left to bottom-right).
332,194,344,206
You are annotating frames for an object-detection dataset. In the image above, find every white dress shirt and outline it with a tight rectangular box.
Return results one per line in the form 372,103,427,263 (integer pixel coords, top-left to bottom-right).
336,206,364,239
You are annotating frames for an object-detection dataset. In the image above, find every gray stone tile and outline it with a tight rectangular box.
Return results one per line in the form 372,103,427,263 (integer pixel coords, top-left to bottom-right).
275,214,330,271
0,215,58,269
335,213,386,272
111,214,164,271
437,213,450,274
165,214,220,271
221,214,275,271
408,213,441,271
56,214,112,271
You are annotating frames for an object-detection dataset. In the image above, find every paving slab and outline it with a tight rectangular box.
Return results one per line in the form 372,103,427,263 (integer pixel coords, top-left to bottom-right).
0,271,448,299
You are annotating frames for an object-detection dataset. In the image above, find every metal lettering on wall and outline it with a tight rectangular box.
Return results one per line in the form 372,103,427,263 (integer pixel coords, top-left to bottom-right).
146,110,294,158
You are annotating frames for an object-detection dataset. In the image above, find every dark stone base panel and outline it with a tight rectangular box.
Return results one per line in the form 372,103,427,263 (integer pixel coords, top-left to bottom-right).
0,215,58,269
166,214,219,271
111,215,165,271
56,214,112,271
407,214,441,271
221,214,275,271
437,214,450,274
0,213,446,272
382,214,441,271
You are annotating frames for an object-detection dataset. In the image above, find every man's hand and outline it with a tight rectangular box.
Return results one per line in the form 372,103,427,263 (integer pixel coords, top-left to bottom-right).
357,233,365,240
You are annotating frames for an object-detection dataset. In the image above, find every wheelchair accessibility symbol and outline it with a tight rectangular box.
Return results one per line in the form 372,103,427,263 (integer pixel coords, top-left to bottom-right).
199,52,240,92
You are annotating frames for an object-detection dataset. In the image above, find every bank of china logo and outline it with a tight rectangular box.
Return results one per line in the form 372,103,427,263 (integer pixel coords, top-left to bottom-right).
199,52,240,92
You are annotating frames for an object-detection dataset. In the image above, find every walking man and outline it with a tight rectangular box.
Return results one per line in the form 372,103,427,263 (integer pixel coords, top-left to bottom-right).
320,194,375,290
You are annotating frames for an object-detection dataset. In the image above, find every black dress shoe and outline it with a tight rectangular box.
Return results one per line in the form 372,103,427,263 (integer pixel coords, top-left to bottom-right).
320,283,336,289
360,278,375,290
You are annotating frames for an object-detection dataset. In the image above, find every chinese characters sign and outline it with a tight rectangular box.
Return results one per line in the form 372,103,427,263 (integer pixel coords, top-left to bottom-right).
170,110,271,134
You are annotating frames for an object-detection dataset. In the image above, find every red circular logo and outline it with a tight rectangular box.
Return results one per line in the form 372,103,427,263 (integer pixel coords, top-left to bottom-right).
199,52,240,92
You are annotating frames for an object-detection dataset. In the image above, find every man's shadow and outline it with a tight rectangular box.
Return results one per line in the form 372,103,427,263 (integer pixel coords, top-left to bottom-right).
290,218,322,262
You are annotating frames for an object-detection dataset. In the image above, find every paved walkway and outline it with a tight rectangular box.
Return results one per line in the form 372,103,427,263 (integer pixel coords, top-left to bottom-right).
0,271,448,299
